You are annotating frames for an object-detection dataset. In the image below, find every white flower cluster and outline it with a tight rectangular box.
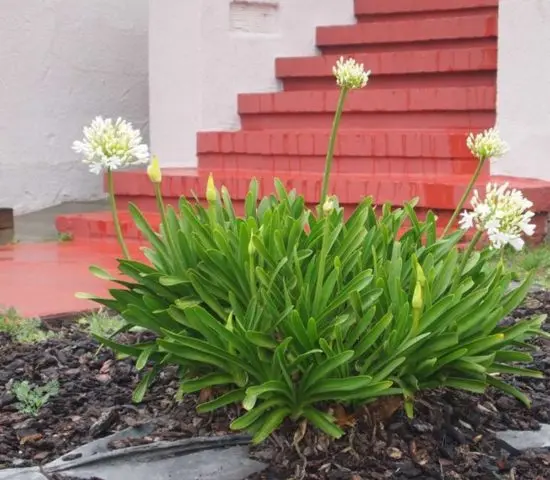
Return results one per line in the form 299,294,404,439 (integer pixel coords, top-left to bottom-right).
459,183,536,251
466,128,509,161
333,57,371,90
72,117,149,175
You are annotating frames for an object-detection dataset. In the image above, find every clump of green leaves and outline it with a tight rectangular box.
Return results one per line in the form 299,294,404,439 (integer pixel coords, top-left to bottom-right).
79,310,126,338
0,308,56,343
502,243,550,288
11,380,60,417
86,181,547,443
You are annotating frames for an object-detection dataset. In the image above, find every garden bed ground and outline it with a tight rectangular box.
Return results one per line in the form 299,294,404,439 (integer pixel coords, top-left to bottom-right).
1,291,549,479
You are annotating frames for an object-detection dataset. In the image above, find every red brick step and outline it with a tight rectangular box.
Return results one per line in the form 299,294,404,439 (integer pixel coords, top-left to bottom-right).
317,14,497,54
197,129,481,176
56,170,550,244
238,87,496,130
101,169,550,214
276,47,497,91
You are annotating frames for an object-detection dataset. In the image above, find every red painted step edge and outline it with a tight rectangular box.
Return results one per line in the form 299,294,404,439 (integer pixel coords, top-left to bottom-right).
354,0,498,16
275,47,497,80
316,14,497,47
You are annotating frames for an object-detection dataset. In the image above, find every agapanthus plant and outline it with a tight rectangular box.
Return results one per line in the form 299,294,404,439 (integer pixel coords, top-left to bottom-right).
79,56,546,445
73,117,150,259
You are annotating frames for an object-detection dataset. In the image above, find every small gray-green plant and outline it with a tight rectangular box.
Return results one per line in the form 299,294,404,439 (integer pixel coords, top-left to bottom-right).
11,380,60,417
0,308,55,343
58,232,74,242
79,310,127,338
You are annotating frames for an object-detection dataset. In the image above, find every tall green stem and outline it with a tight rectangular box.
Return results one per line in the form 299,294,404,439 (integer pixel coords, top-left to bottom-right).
107,169,130,259
442,158,486,237
154,183,166,225
320,87,349,206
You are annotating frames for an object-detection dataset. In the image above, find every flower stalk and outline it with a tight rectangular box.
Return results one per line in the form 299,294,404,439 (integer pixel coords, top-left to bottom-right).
442,158,486,237
320,57,371,207
442,128,508,238
106,169,130,260
320,88,348,206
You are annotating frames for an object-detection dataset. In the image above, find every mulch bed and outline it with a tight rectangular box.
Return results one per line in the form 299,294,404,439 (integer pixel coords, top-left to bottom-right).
1,291,549,479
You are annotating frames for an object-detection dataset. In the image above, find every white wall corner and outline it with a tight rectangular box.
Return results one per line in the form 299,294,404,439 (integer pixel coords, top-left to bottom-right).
149,0,355,168
495,0,550,181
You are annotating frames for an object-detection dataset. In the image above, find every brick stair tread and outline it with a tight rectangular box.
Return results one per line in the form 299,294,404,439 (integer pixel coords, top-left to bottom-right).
238,86,496,114
354,0,498,16
276,47,497,79
316,13,497,47
197,129,474,158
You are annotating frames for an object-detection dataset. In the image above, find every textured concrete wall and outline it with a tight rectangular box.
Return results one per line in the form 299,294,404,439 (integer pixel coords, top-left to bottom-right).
150,0,355,167
495,0,550,181
0,0,149,214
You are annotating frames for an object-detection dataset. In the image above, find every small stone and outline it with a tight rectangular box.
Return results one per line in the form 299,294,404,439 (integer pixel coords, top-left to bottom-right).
411,418,433,433
89,408,119,438
496,396,517,411
496,424,550,451
95,373,111,383
32,451,50,462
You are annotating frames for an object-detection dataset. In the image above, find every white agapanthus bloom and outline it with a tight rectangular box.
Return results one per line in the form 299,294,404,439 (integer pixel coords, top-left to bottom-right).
459,182,536,251
72,117,149,175
333,57,371,90
466,128,509,161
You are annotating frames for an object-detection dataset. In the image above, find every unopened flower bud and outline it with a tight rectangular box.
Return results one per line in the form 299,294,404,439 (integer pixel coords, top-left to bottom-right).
248,237,255,256
323,195,337,216
412,282,423,311
147,155,162,184
416,264,426,287
206,173,217,203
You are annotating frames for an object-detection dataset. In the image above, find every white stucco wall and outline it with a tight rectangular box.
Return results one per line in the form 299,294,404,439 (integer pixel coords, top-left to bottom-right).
495,0,550,181
150,0,355,167
0,0,149,215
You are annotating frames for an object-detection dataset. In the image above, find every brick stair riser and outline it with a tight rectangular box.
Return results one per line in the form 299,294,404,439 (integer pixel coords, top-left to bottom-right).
241,111,495,130
107,173,492,211
319,38,496,56
196,130,478,159
238,88,496,116
237,87,496,130
281,72,496,92
198,154,481,177
275,47,497,91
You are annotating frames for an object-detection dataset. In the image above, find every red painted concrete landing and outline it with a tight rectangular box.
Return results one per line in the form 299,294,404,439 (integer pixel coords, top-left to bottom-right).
0,241,141,318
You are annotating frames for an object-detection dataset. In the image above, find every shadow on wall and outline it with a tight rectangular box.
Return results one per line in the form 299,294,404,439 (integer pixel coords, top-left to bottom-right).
0,0,150,215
